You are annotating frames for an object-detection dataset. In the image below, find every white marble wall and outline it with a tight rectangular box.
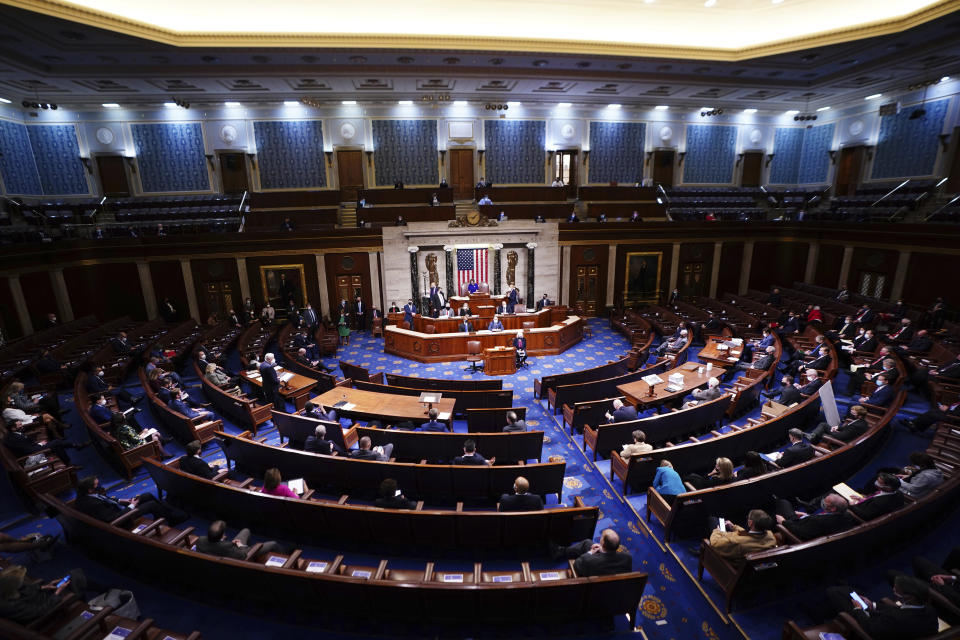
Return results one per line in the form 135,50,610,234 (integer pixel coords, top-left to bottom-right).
382,221,559,309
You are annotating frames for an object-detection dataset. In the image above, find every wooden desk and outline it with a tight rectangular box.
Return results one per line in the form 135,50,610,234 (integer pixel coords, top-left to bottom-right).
617,362,726,409
698,337,743,369
484,347,516,376
412,309,554,333
313,386,456,428
241,367,317,411
384,316,584,363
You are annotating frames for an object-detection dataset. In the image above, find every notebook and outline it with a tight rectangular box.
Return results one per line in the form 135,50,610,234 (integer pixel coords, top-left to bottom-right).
287,478,305,495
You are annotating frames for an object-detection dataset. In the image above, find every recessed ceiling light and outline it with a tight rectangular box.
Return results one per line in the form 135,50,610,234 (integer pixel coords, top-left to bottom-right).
342,100,357,105
163,102,177,108
816,106,831,112
645,0,655,3
654,105,669,110
771,0,784,4
704,0,716,6
743,108,758,114
865,93,882,100
607,103,622,109
454,100,468,106
557,102,572,108
941,76,951,82
700,107,713,112
283,100,300,106
785,109,800,115
224,101,241,107
0,97,12,104
102,103,120,108
398,100,413,105
507,101,521,106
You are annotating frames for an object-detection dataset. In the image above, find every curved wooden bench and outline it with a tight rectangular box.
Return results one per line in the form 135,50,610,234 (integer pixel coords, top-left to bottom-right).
355,425,543,464
550,361,667,415
195,362,272,436
466,406,528,433
138,368,221,445
352,378,513,415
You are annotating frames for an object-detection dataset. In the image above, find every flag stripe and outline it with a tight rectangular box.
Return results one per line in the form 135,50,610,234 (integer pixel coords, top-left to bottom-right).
456,248,488,295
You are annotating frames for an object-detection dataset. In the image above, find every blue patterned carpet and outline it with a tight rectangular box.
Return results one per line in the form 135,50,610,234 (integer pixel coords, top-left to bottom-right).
2,318,953,639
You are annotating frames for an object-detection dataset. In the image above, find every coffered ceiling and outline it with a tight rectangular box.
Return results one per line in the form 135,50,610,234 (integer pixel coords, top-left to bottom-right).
0,1,958,112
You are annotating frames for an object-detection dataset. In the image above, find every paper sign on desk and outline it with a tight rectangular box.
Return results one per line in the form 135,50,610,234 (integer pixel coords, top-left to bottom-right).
103,627,132,639
352,570,372,578
265,556,286,567
306,561,328,573
443,574,464,583
492,575,513,583
642,374,664,386
539,572,561,581
339,402,356,411
437,412,452,421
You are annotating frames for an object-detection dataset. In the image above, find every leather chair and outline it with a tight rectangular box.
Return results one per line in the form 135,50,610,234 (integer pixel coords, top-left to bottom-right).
478,283,490,294
522,321,535,330
465,340,484,373
371,317,383,338
425,325,436,334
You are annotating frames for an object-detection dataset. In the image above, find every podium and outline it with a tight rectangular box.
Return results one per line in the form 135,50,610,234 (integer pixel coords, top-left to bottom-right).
484,347,516,376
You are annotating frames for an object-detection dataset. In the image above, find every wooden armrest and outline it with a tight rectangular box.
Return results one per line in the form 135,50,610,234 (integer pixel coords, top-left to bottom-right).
168,526,195,546
455,502,464,512
776,523,801,545
244,542,264,561
110,508,142,527
213,469,230,482
284,549,303,568
236,478,255,489
137,518,167,537
683,481,697,492
337,495,349,504
822,435,846,448
62,605,115,640
300,489,315,500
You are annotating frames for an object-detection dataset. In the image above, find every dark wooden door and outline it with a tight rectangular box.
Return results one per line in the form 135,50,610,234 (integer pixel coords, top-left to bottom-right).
204,281,234,322
652,149,675,187
835,146,865,197
553,150,578,188
946,127,960,193
336,275,363,327
575,265,599,316
680,262,706,297
95,155,130,196
337,150,364,201
219,152,249,194
740,152,763,187
450,149,474,199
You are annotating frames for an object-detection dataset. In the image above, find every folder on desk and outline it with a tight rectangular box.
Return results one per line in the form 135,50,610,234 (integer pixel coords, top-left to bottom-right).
279,372,295,383
832,482,863,503
437,411,451,421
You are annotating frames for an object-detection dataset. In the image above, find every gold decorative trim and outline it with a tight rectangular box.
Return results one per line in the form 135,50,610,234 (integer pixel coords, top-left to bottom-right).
3,0,959,61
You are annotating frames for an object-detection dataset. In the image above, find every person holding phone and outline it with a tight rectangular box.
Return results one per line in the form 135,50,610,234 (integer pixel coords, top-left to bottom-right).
0,565,98,624
824,576,937,639
706,509,777,567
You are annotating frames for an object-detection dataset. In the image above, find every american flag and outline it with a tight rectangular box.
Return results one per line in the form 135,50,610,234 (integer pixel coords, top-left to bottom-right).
457,248,488,296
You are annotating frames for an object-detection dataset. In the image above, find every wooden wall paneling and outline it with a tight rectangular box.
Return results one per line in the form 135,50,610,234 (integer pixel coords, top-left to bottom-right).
20,271,59,326
64,263,145,321
715,242,744,297
244,255,322,311
813,244,845,288
677,242,714,298
149,260,189,321
901,252,947,305
189,259,241,323
567,244,608,316
612,243,673,306
324,252,372,321
0,276,22,340
748,241,809,292
850,247,899,299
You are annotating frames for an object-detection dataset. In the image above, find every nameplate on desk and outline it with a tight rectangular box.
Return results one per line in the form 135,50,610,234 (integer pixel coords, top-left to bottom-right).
103,627,133,640
492,575,513,583
351,569,372,578
442,574,464,583
78,610,95,621
265,556,286,567
131,523,148,534
306,561,328,573
539,571,561,581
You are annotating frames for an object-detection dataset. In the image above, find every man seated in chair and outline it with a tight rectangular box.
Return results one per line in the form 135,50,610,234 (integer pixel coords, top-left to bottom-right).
419,407,448,432
196,519,282,560
805,405,869,445
349,436,393,461
824,575,938,640
498,476,543,512
453,439,494,465
857,373,894,407
487,315,504,331
552,528,633,577
438,302,454,318
513,330,527,367
605,398,638,423
503,410,527,432
656,329,687,357
180,440,221,479
304,424,345,456
459,317,475,333
303,401,337,423
682,377,721,410
707,509,777,567
535,293,552,311
75,475,187,525
619,429,652,459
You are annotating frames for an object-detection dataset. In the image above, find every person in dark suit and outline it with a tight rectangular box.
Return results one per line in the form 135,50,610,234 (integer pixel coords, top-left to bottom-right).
903,329,933,354
86,367,139,406
259,353,285,412
402,299,415,327
742,345,776,372
353,296,366,331
458,304,472,317
388,302,401,313
854,304,876,325
605,398,638,423
797,369,823,396
774,493,855,540
349,436,393,461
42,312,58,328
179,440,220,479
765,375,802,405
498,476,544,511
906,546,960,610
419,407,448,432
74,475,187,525
430,287,447,318
2,418,86,465
884,318,915,343
554,529,633,577
766,288,782,306
902,400,960,433
513,331,527,367
494,300,508,315
854,329,878,353
293,330,319,361
825,576,938,640
775,428,815,468
88,394,118,426
459,318,474,333
374,478,416,509
281,217,295,232
110,332,131,355
304,424,345,456
849,473,904,521
507,287,519,314
453,439,493,465
34,349,64,376
304,401,337,424
806,405,869,445
535,294,552,311
859,374,894,407
195,520,281,559
487,315,504,331
301,303,318,330
503,410,526,432
170,390,214,421
833,315,856,339
684,377,722,408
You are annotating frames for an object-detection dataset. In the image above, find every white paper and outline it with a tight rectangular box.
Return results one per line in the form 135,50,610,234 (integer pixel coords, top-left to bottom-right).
264,556,286,567
287,478,305,495
437,412,451,421
306,561,328,573
341,402,356,411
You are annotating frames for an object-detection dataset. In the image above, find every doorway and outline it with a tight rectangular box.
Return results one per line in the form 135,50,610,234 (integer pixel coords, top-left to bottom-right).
218,152,249,194
552,150,578,188
336,149,364,201
95,155,130,196
575,265,599,316
835,146,865,197
337,275,364,328
449,148,474,199
204,281,234,321
740,151,763,187
652,149,675,187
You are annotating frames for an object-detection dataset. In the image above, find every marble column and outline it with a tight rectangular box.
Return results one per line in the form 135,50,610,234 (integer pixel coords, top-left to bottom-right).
180,258,200,322
49,268,74,322
804,242,820,283
605,245,617,308
738,241,754,295
315,254,330,317
9,276,33,336
709,241,723,298
368,251,382,310
668,242,681,295
560,246,571,306
492,244,503,295
444,246,455,295
526,242,537,308
236,258,251,303
890,251,911,301
408,246,421,312
136,262,158,319
838,246,854,289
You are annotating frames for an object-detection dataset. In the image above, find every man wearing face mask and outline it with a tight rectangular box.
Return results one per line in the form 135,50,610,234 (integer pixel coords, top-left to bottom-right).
88,394,144,431
796,368,823,397
85,367,141,407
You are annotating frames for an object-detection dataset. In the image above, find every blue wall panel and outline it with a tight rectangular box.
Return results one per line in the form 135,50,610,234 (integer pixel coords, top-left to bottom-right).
253,120,326,189
131,123,209,193
871,98,948,179
483,120,545,184
373,119,438,186
588,121,645,184
683,125,736,184
27,125,89,195
797,123,834,184
769,128,803,184
0,120,42,195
